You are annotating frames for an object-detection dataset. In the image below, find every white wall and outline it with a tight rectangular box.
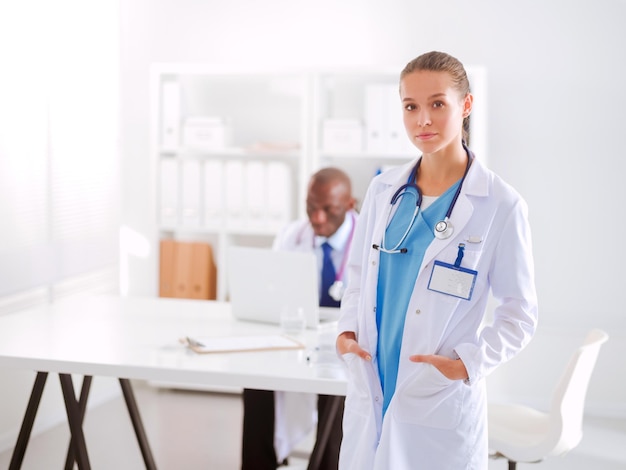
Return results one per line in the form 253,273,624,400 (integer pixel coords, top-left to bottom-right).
0,0,123,453
118,0,626,414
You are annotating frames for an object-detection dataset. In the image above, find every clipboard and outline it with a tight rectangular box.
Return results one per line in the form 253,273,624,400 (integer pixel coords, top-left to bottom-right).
181,334,305,354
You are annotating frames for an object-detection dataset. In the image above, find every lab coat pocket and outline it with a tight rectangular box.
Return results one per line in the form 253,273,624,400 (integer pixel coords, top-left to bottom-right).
440,243,483,271
393,364,466,429
458,245,482,270
342,352,373,418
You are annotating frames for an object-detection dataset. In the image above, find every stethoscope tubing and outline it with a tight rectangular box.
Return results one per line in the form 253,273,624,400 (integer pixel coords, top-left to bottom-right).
378,144,474,253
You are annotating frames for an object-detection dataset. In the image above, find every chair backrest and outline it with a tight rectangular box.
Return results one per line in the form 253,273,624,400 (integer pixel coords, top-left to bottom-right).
548,328,609,457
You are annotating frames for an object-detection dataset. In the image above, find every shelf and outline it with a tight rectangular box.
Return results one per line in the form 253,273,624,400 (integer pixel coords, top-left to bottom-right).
318,151,416,160
160,146,301,160
158,226,281,237
152,64,487,302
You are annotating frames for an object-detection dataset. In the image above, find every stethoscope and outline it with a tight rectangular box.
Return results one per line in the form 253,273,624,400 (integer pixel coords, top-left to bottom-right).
373,144,474,254
296,211,356,301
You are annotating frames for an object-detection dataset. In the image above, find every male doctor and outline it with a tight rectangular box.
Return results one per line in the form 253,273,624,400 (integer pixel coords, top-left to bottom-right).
241,167,357,470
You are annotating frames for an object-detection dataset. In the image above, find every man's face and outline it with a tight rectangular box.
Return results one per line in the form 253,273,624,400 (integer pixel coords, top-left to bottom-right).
306,180,354,238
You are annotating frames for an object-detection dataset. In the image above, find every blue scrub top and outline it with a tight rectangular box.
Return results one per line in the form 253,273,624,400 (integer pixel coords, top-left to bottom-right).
376,180,460,417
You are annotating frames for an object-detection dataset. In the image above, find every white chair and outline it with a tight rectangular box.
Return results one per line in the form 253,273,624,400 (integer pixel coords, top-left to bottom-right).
488,328,609,470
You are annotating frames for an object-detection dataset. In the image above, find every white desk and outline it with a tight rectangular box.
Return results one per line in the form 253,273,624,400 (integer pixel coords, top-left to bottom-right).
0,295,347,469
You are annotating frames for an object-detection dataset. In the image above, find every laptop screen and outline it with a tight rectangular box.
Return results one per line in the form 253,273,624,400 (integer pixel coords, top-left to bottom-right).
227,246,320,329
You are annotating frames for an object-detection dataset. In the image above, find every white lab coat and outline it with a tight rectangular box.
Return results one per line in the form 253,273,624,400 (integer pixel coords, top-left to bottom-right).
337,159,538,470
273,211,357,462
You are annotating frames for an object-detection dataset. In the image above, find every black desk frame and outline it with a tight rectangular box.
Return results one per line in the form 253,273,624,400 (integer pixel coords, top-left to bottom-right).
9,372,156,470
10,373,343,470
307,395,344,470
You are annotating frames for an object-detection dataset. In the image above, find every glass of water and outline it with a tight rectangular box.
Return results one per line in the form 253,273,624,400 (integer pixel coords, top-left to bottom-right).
280,306,306,337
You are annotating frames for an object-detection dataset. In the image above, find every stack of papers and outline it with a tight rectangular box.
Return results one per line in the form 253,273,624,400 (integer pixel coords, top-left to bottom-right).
182,335,304,354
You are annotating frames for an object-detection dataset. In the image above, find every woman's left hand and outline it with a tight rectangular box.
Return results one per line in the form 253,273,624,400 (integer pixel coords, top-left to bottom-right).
409,354,468,381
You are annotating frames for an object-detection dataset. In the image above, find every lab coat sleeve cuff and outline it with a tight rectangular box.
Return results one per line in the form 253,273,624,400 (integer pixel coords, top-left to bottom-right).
453,343,479,386
337,317,357,337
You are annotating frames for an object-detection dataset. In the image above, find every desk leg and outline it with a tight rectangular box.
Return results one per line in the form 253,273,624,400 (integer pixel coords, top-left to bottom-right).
307,395,344,470
9,371,48,470
64,375,92,470
119,378,157,470
10,374,156,470
59,373,91,470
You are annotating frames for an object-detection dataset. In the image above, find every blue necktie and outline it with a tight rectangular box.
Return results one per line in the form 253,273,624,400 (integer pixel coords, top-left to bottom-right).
320,242,340,308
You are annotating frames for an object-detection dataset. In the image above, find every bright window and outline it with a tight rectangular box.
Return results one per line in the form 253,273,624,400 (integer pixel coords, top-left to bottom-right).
0,1,120,313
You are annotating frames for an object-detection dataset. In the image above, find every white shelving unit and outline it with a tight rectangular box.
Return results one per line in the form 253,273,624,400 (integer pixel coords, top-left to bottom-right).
150,64,487,301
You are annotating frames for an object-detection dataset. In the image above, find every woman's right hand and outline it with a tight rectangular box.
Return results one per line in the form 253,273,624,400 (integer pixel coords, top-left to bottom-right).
337,331,372,361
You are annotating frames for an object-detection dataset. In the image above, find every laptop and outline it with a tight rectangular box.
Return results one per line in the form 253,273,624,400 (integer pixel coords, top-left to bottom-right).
227,246,340,329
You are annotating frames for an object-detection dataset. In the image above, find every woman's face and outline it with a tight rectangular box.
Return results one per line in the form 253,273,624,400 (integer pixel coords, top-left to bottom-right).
399,70,471,155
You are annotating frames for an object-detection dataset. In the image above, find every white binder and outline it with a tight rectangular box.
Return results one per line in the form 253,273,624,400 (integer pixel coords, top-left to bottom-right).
245,160,267,229
225,160,245,229
161,81,180,152
181,159,201,228
364,84,386,154
160,158,178,227
203,159,223,229
266,161,292,231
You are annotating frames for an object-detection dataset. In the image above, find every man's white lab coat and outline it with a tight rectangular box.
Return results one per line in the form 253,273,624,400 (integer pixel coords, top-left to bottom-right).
273,210,357,462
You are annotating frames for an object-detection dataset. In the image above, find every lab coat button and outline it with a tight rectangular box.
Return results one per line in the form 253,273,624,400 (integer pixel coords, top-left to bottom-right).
415,309,421,314
374,396,380,402
371,260,377,266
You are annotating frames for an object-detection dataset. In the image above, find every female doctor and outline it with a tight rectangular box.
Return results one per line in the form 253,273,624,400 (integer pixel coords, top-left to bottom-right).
336,51,538,469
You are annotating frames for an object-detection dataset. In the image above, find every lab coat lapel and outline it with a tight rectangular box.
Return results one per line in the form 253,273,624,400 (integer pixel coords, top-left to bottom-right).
296,223,315,251
371,161,418,247
372,187,395,248
363,163,417,355
419,160,488,274
419,195,473,272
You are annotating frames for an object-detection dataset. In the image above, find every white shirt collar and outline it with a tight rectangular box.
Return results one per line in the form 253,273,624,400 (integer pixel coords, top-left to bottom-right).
314,210,355,251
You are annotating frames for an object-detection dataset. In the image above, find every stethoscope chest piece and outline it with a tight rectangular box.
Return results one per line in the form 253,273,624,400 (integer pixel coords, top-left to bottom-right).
434,218,454,240
377,144,474,252
328,280,345,302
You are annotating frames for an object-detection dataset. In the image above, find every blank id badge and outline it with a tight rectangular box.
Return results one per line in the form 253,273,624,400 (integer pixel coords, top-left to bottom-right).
427,260,477,300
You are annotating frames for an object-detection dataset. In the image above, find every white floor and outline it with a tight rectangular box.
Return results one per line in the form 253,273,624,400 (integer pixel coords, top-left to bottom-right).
0,380,624,470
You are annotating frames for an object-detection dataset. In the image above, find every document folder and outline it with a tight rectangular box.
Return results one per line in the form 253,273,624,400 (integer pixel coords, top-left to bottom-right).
182,335,304,354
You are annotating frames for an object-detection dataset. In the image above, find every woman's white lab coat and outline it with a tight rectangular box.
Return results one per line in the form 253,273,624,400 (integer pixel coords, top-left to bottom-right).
337,158,538,470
